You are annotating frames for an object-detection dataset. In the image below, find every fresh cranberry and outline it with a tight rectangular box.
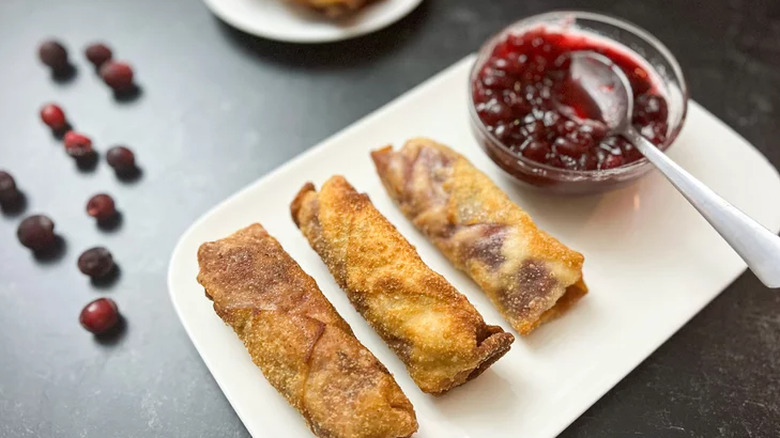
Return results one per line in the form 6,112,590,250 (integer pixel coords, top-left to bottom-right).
554,137,587,158
581,153,599,170
640,121,668,145
40,104,67,131
473,27,669,171
100,61,134,91
521,140,551,162
85,43,112,68
504,53,529,75
17,215,56,251
472,85,492,104
626,66,652,95
634,94,669,125
601,153,625,170
503,91,531,114
0,171,18,204
79,298,120,334
477,99,512,126
506,33,528,52
86,194,116,221
546,155,565,169
77,247,115,278
63,131,94,158
106,146,136,172
38,40,69,71
481,69,515,90
581,121,608,142
517,118,539,136
559,155,580,170
566,128,596,150
620,140,644,163
555,119,578,136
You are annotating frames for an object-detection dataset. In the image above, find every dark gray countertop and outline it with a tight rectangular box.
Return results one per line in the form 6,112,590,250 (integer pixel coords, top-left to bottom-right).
1,0,779,436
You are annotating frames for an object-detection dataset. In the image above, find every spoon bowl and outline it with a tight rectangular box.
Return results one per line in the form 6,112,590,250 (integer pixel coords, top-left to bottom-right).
562,51,634,134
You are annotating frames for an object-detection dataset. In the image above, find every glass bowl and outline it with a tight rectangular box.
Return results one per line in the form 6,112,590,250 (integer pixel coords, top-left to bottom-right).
468,11,689,195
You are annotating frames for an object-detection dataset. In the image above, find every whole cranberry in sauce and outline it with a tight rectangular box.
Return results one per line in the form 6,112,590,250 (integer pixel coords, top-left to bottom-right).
106,146,136,172
40,104,67,131
38,40,69,71
0,171,18,204
86,194,116,221
85,43,112,68
17,215,56,251
63,131,94,158
100,61,134,91
79,298,120,334
77,247,115,278
472,28,669,171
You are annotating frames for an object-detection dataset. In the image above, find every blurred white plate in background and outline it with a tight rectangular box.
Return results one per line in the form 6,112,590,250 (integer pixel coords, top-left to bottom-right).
203,0,423,43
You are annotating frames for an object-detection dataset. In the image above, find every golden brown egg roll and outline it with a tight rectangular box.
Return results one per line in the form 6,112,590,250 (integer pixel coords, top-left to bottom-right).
371,138,588,335
197,224,417,438
290,176,515,395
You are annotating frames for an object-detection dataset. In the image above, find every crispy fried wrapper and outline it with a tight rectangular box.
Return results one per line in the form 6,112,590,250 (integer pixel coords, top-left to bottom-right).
371,138,588,335
197,224,417,438
290,176,515,394
288,0,378,18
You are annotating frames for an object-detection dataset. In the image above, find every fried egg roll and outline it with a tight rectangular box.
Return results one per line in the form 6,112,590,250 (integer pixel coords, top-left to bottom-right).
197,224,417,438
291,176,515,394
371,138,588,335
288,0,377,18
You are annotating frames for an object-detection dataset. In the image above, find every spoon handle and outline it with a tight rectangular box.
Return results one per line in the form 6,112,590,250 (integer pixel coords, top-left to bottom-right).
624,128,780,288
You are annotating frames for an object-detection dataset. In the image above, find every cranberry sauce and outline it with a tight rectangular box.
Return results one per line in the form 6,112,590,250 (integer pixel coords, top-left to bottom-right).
472,27,669,171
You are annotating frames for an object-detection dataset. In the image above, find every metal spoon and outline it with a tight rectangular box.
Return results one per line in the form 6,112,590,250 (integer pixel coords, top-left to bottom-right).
567,51,780,288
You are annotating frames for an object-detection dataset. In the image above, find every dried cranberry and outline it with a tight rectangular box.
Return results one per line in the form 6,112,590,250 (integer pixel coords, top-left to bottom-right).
79,298,120,334
63,131,94,158
0,171,18,204
17,215,56,251
86,194,116,221
38,40,69,71
100,61,134,91
106,146,136,172
77,247,115,278
85,43,112,68
40,104,67,131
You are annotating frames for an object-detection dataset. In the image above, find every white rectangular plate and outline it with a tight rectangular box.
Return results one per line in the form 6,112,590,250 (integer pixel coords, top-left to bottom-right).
168,56,780,438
